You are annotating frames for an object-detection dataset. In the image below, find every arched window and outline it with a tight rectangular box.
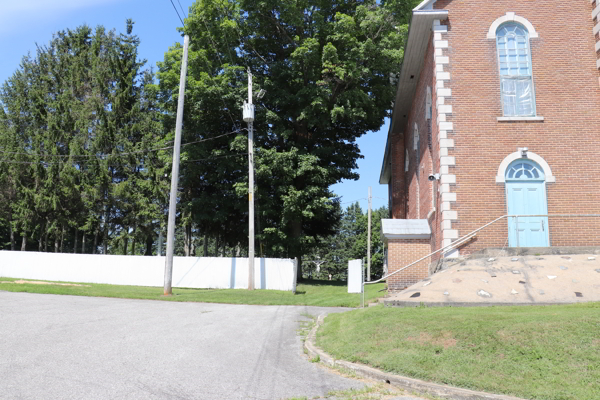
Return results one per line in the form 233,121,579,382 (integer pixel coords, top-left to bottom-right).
506,160,544,180
496,23,535,117
426,86,432,120
413,123,419,151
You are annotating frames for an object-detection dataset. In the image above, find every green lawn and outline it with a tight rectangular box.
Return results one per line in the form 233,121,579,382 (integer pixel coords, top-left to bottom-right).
317,303,600,400
0,277,385,307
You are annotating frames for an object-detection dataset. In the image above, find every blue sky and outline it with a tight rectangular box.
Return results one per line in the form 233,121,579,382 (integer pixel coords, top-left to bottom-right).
0,0,390,212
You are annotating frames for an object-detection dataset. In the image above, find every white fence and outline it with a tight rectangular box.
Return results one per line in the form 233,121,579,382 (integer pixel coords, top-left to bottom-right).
0,251,296,291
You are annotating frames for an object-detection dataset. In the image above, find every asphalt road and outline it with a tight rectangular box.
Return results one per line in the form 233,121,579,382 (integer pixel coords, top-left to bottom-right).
0,291,362,400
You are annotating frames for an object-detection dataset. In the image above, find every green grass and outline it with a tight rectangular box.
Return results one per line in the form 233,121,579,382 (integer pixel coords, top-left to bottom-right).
317,303,600,400
0,277,385,307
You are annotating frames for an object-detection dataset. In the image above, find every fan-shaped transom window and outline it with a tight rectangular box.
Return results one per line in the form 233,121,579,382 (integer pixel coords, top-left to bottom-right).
496,23,535,117
506,160,544,180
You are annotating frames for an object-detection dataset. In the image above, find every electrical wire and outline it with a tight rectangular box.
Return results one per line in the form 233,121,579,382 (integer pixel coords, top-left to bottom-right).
339,198,367,205
168,0,185,26
0,129,244,159
176,0,187,19
186,153,246,163
0,151,247,166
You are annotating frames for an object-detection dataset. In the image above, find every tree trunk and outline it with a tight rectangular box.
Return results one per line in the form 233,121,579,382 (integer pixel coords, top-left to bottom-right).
60,224,65,253
54,236,59,253
123,233,128,255
157,230,163,256
291,219,303,281
256,192,262,257
21,233,27,251
93,230,98,254
73,228,78,254
145,234,153,256
38,225,44,252
203,235,208,257
102,208,108,255
215,236,220,257
131,225,136,255
82,233,86,254
184,222,192,257
44,220,48,252
10,224,15,251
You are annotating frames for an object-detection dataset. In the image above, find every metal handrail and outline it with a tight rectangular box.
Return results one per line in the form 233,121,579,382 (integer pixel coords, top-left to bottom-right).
361,213,600,307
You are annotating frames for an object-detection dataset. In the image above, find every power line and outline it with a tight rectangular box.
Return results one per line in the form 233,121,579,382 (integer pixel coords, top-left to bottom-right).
0,151,247,166
186,153,246,163
339,198,367,205
176,0,187,19
0,129,244,159
168,0,185,26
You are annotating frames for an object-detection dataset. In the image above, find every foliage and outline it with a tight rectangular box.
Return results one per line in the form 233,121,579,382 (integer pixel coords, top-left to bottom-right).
157,0,415,275
304,203,388,281
0,22,168,254
317,303,600,400
1,1,420,260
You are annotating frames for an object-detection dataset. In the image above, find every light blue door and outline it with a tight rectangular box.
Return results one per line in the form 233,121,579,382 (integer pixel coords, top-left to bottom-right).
505,160,549,247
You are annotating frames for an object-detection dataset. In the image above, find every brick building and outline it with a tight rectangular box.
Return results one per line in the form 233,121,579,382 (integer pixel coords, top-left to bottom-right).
379,0,600,290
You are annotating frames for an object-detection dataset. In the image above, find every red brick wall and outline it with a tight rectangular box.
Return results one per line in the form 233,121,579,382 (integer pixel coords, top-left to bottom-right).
390,0,600,257
439,0,600,254
390,131,407,219
387,239,431,291
405,39,436,222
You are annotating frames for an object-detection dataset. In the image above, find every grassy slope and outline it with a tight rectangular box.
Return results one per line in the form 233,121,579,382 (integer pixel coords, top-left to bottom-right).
317,303,600,400
0,277,385,308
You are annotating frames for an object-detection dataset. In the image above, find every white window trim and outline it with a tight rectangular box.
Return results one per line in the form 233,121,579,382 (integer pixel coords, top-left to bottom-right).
426,86,432,120
497,116,544,122
413,123,419,151
487,12,539,40
496,150,556,183
492,16,538,118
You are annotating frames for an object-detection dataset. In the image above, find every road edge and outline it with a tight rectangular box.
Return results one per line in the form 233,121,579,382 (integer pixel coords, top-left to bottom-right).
305,312,527,400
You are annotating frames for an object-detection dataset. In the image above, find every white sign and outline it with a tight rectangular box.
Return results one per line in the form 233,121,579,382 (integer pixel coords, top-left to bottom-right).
348,259,363,293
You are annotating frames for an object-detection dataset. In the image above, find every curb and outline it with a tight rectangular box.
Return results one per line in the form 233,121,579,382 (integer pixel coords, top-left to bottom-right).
305,313,527,400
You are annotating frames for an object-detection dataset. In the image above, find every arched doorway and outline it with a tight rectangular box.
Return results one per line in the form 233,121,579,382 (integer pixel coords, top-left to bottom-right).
505,159,549,247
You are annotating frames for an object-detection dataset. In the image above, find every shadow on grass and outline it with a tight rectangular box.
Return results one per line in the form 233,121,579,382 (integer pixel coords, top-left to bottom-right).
298,279,347,287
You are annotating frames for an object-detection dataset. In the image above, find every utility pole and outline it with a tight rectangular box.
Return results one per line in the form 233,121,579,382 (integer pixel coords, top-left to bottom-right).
367,186,372,282
163,34,190,296
243,68,255,290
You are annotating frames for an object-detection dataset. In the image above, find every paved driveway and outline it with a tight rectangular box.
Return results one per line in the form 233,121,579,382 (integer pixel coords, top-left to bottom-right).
0,292,361,400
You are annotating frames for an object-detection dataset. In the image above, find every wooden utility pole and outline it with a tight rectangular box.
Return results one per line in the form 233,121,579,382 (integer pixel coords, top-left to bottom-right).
243,68,255,290
367,186,372,282
164,34,190,296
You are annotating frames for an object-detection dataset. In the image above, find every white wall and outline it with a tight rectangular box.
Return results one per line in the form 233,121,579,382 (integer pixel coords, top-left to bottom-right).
0,251,296,291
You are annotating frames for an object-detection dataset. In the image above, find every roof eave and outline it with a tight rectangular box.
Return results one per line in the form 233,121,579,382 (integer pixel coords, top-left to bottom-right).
379,8,448,185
